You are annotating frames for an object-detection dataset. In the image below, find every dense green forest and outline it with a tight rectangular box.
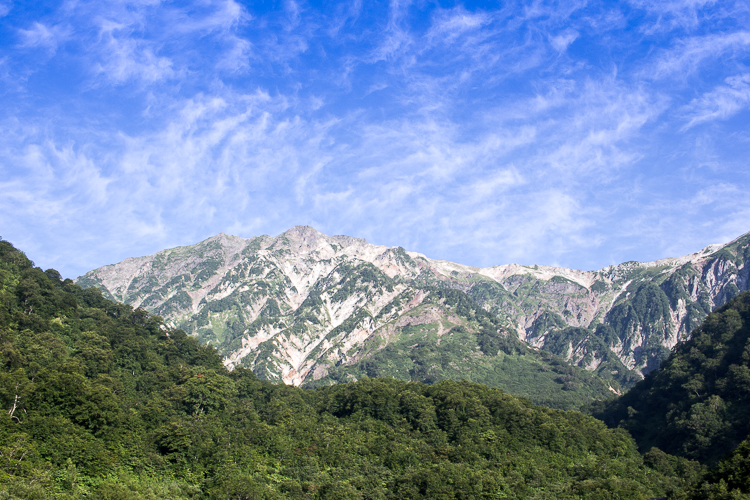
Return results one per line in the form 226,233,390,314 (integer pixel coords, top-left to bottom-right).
594,291,750,464
0,238,747,499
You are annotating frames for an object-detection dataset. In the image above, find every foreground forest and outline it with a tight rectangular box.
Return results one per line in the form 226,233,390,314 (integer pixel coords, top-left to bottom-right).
0,239,748,499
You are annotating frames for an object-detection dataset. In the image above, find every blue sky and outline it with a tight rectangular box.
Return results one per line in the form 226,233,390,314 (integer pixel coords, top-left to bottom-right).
1,0,749,278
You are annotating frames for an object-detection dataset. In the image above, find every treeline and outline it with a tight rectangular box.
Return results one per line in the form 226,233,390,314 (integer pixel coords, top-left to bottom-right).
0,238,744,498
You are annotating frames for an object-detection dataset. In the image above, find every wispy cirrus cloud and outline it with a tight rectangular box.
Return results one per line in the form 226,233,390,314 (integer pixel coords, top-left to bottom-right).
17,22,70,55
425,7,491,46
369,0,413,63
550,30,579,53
93,20,177,84
682,73,750,129
649,31,750,80
1,0,749,277
628,0,719,32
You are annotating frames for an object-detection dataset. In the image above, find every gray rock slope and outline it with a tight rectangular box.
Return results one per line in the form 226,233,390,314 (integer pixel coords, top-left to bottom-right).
77,226,750,389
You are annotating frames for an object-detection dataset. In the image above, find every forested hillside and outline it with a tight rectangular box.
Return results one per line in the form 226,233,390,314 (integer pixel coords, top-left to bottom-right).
594,291,750,467
1,238,741,499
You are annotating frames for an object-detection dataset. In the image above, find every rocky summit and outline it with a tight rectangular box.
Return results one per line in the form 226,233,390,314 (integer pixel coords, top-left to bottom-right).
76,226,750,393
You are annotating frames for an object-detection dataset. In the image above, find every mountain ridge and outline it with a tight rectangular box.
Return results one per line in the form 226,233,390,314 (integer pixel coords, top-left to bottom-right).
76,225,750,395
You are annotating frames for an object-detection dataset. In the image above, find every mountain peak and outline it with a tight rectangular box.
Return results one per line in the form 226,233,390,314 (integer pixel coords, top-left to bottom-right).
76,227,750,391
281,225,323,238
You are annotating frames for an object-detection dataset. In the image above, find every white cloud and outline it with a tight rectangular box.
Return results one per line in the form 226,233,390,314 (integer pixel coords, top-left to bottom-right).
682,73,750,129
216,35,253,73
17,22,70,55
650,31,750,80
550,30,579,53
16,0,255,86
426,7,491,46
0,50,671,274
628,0,719,32
369,0,413,62
691,183,741,206
501,79,667,182
171,0,248,34
92,20,176,84
465,168,524,200
0,56,25,92
523,0,588,23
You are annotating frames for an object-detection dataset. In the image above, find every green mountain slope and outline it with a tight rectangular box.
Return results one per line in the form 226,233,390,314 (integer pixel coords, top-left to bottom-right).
0,238,707,498
593,291,750,465
310,287,619,410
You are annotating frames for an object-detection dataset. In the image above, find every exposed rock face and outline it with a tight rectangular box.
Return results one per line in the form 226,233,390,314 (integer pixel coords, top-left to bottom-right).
77,226,750,388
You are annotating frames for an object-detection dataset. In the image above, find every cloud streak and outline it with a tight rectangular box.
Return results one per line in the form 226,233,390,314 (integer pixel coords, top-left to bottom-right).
682,73,750,129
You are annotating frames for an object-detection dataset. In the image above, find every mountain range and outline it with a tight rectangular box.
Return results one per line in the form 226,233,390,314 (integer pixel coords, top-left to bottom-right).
76,226,750,402
3,236,723,498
